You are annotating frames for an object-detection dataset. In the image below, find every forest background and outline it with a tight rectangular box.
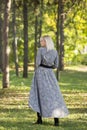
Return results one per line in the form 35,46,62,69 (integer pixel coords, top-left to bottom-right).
0,1,87,130
0,0,87,87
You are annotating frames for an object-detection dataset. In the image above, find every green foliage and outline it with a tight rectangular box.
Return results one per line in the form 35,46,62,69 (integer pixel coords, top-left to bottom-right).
64,0,87,64
81,54,87,65
0,66,87,130
72,53,87,65
3,0,87,65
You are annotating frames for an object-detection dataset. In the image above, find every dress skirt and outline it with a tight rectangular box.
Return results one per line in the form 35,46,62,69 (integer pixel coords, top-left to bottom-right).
29,66,69,118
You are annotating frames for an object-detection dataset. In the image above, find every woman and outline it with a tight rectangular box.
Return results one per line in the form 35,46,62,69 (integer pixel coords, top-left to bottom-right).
29,35,69,126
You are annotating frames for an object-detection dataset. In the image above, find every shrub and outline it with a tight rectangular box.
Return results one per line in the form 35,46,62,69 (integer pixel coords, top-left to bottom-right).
72,53,87,65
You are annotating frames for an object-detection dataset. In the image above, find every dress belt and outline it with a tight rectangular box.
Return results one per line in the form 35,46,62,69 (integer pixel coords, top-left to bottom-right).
39,64,54,69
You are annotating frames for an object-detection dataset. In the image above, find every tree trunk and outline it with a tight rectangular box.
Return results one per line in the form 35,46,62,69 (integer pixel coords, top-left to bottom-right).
34,0,43,69
56,1,60,80
0,0,4,73
12,0,19,76
39,0,43,39
59,0,64,70
0,17,3,73
34,16,38,70
23,0,28,78
2,0,11,88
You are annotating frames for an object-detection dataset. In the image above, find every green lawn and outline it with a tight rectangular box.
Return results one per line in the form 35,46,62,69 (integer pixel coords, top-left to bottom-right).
0,65,87,130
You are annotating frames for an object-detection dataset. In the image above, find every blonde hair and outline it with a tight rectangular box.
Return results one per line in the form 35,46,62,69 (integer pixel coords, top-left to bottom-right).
40,35,54,51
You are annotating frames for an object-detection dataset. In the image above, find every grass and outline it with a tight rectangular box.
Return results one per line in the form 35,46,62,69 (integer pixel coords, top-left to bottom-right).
0,65,87,130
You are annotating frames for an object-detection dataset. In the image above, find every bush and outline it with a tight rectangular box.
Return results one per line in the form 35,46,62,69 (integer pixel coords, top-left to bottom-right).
72,53,87,65
81,53,87,65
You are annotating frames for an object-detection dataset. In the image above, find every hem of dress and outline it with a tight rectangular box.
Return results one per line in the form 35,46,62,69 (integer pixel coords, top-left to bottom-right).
41,113,69,118
29,104,69,118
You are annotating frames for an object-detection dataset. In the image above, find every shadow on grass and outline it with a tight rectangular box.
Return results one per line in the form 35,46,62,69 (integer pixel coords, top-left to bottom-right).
70,108,87,113
0,107,87,115
0,116,87,130
0,107,87,130
0,88,28,98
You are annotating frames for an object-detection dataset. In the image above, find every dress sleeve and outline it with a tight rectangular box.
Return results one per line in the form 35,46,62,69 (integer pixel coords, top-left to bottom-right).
53,51,59,68
36,48,41,68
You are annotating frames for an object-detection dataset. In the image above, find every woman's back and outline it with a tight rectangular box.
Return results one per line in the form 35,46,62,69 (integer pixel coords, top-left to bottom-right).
36,47,59,68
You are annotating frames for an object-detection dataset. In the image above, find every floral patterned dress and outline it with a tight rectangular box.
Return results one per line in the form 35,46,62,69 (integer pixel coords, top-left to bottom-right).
29,47,69,118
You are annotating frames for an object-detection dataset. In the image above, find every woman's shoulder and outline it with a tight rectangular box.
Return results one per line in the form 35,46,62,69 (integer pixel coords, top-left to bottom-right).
38,47,58,55
49,49,58,57
51,49,58,54
38,47,46,52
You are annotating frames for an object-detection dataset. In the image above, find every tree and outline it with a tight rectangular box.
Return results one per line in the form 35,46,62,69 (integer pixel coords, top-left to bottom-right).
39,0,43,41
34,15,38,69
56,0,65,71
34,0,41,69
59,0,64,71
23,0,28,78
56,0,65,80
56,0,60,80
0,0,4,72
2,0,11,88
12,0,19,76
0,16,3,72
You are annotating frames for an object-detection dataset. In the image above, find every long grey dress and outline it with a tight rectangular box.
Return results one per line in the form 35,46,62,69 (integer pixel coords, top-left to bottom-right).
29,47,69,118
